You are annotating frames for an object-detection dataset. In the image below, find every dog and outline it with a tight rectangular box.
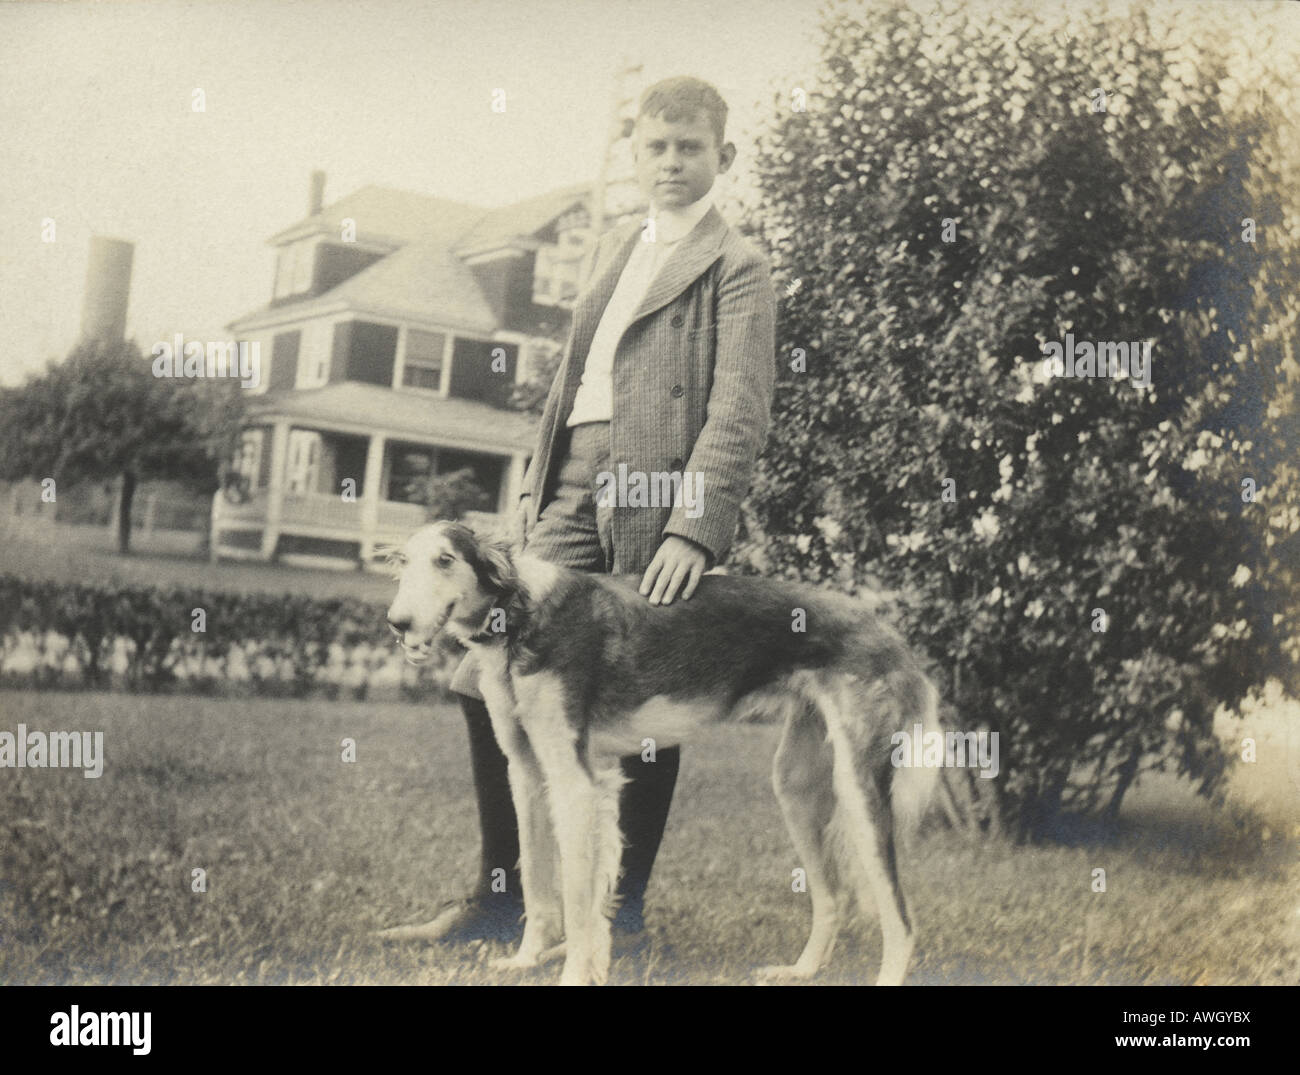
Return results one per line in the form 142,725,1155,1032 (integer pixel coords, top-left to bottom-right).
383,521,940,986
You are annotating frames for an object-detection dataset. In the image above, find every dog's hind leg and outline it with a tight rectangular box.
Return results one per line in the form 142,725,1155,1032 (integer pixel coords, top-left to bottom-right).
817,677,918,986
586,760,626,981
758,703,845,983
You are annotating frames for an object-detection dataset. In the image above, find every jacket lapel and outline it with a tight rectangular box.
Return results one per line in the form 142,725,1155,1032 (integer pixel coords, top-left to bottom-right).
629,205,728,324
556,205,730,412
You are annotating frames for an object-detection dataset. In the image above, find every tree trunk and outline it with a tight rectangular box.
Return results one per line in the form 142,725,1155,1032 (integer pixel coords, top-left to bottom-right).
1104,746,1143,824
117,470,136,554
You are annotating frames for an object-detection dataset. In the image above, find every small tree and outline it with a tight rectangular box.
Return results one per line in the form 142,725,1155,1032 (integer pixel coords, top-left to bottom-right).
0,338,244,553
740,0,1299,838
421,467,491,522
508,330,567,417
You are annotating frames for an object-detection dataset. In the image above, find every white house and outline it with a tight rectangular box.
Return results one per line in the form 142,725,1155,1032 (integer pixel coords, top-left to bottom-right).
214,174,627,569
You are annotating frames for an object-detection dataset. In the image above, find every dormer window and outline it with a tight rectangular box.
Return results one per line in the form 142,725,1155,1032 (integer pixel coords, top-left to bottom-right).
533,228,589,306
274,240,316,299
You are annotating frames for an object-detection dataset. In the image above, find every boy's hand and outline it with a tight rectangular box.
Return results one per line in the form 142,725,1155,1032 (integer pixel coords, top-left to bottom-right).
640,535,709,606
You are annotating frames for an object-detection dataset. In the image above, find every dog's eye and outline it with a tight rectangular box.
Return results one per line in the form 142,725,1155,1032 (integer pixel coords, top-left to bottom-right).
436,553,455,568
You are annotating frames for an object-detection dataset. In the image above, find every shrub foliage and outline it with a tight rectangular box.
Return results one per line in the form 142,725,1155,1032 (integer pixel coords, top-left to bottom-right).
738,0,1300,838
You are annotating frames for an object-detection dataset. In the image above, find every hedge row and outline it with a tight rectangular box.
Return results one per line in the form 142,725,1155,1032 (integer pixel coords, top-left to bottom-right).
0,574,451,700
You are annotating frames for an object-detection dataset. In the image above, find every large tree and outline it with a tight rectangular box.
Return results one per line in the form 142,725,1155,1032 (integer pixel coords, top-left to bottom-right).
738,0,1299,838
0,338,244,553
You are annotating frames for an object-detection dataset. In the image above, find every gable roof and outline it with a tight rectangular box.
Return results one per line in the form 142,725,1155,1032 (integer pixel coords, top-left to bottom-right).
271,185,487,247
319,240,499,333
230,181,598,334
455,182,592,253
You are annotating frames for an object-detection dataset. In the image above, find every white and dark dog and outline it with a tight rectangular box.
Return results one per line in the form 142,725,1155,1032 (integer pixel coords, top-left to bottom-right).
383,521,940,986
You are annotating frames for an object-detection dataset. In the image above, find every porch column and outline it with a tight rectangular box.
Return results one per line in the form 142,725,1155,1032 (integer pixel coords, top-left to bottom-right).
359,433,387,564
259,419,290,559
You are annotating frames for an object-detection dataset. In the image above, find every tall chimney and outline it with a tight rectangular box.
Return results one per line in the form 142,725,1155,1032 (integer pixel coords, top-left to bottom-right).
80,236,134,344
309,170,326,216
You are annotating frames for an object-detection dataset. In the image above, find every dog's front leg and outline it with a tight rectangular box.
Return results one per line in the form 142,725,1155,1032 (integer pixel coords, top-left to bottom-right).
492,749,564,968
478,672,565,971
522,708,606,984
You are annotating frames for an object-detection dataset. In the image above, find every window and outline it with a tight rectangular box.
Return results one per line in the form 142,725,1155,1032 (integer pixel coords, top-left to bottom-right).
449,338,517,405
402,329,446,390
270,330,301,391
273,242,316,299
298,322,331,387
344,321,398,385
286,430,322,494
533,231,588,306
292,241,314,294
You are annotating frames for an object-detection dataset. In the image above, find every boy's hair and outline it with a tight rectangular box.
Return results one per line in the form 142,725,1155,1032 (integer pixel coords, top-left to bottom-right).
637,76,728,148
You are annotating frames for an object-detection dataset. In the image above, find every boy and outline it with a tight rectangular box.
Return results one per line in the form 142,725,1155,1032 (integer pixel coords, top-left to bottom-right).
419,76,777,945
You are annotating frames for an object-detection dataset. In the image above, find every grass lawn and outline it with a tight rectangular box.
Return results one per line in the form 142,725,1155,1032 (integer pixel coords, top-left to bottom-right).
1,689,1297,986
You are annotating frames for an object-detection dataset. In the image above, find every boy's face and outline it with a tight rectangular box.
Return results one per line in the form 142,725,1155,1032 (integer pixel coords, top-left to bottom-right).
633,110,736,210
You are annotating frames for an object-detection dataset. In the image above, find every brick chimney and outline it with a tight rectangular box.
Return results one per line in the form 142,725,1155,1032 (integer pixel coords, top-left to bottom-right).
309,170,326,216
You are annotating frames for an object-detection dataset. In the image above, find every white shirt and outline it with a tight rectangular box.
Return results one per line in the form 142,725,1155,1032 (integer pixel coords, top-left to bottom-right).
566,192,714,427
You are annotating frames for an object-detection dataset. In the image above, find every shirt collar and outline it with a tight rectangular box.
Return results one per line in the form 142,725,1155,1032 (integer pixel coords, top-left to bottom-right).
648,190,714,245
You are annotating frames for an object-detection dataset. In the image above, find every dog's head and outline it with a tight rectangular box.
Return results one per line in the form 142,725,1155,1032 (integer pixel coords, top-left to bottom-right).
383,520,517,664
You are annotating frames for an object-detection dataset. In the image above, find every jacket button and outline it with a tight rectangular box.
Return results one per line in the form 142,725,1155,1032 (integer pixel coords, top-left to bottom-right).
670,457,684,471
671,314,684,327
670,384,684,398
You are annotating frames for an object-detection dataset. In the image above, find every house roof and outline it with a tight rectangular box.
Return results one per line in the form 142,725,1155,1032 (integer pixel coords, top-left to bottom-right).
230,181,597,334
319,240,500,333
455,182,592,253
247,382,537,454
270,185,487,247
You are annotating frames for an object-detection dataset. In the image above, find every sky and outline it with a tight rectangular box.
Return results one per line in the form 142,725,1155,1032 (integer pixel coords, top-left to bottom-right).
2,0,1294,390
0,0,822,385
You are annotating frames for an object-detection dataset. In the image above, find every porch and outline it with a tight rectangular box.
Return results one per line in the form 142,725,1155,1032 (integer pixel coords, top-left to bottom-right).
211,415,530,569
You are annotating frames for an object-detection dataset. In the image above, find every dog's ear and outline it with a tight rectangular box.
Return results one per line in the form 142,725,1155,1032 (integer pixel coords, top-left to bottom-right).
471,535,518,596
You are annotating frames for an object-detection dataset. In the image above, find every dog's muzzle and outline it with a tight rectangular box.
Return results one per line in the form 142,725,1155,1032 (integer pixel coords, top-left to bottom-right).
389,607,453,665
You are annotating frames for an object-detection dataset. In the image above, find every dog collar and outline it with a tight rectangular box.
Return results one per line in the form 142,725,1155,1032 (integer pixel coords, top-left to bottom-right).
464,602,505,645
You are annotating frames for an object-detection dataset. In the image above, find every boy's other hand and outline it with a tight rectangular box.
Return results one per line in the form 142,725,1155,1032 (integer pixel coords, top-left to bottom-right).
640,535,709,606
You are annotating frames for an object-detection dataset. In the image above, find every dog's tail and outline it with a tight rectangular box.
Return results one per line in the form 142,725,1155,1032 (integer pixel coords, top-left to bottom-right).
814,660,941,838
890,674,942,836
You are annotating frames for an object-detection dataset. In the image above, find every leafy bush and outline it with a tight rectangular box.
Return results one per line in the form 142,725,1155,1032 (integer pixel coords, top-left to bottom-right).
0,574,447,701
738,0,1299,838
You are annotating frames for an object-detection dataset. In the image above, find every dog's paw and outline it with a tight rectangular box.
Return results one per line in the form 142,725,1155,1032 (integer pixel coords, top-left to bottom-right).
558,956,604,986
536,941,566,966
756,963,817,983
373,921,446,943
490,951,542,970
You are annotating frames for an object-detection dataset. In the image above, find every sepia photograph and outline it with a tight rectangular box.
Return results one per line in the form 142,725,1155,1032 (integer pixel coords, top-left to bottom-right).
1,0,1297,1045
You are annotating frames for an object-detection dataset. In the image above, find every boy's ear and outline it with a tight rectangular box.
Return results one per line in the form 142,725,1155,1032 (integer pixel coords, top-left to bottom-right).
718,141,737,173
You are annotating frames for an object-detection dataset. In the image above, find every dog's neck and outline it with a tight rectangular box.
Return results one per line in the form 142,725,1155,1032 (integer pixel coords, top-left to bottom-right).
448,557,525,647
461,598,508,645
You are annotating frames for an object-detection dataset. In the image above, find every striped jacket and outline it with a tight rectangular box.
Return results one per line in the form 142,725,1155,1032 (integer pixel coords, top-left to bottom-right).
524,204,777,572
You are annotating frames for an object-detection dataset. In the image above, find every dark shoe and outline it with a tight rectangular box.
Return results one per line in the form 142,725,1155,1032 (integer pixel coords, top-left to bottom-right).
377,894,523,945
612,898,646,935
